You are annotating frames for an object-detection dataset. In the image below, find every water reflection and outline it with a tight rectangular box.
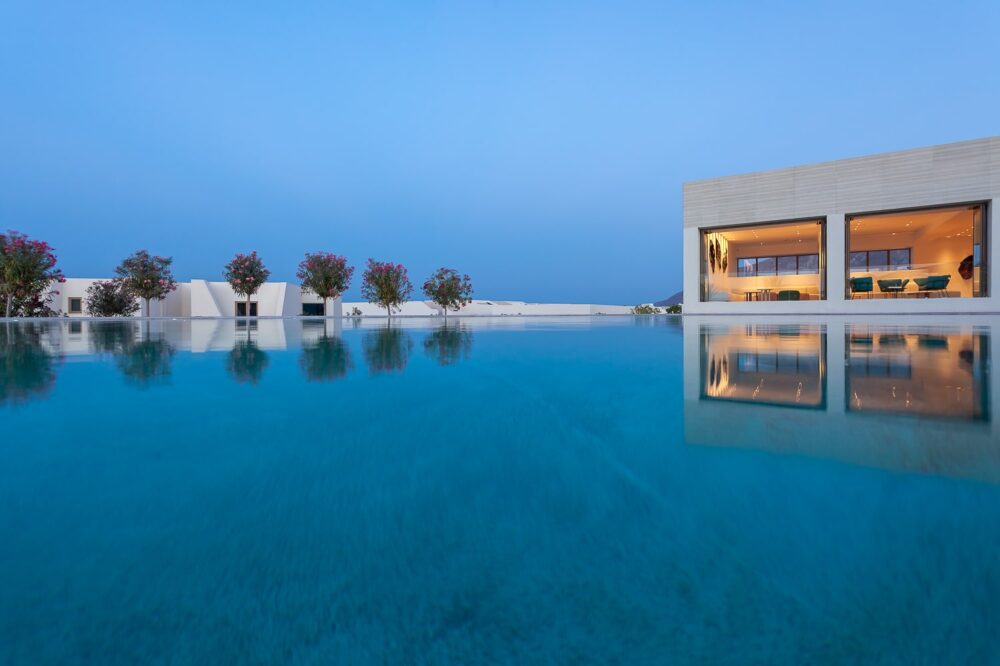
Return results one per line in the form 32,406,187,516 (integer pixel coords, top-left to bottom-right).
846,327,990,421
89,321,176,388
701,324,826,408
362,326,412,375
423,324,473,367
686,317,999,482
227,327,270,384
0,323,60,405
300,334,353,382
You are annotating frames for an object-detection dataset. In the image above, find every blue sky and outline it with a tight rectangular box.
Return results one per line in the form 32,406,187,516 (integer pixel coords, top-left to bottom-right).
2,1,998,303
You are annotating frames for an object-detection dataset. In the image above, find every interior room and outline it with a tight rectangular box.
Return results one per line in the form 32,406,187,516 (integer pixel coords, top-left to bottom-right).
701,220,825,302
846,204,987,299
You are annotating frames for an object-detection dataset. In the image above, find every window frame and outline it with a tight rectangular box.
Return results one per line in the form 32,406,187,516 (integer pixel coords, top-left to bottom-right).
848,248,911,273
68,297,83,314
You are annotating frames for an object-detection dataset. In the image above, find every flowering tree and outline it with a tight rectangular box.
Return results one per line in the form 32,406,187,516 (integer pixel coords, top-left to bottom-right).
224,251,270,317
85,280,140,317
0,231,65,318
114,250,177,317
360,259,412,317
422,268,473,317
297,252,353,316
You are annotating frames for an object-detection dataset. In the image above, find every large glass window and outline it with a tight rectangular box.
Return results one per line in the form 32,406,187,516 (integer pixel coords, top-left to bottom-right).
846,203,988,299
700,219,826,302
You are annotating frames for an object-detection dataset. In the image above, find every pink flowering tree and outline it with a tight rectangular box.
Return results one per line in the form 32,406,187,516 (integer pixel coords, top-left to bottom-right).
296,252,353,316
224,251,270,317
360,259,413,318
422,268,473,317
114,250,177,317
0,231,66,318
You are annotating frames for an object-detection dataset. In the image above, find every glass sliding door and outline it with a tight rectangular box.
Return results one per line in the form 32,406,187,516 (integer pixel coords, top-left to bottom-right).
700,219,826,302
846,203,988,299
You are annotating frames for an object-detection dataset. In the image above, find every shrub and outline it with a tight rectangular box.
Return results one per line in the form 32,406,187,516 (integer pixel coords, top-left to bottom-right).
631,304,662,315
85,280,140,317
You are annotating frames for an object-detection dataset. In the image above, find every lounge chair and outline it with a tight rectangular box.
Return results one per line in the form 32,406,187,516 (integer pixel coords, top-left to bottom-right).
849,277,873,299
913,275,951,297
876,278,910,297
777,290,800,301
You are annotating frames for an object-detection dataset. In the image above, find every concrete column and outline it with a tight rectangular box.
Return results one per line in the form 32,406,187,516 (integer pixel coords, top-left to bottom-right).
990,198,998,302
826,213,846,304
682,227,703,311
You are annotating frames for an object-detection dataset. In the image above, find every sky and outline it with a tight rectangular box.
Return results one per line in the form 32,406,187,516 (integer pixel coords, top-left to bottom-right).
1,1,998,304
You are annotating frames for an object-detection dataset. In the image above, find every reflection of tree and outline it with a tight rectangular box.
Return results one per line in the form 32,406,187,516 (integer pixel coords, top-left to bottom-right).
116,334,175,388
0,323,59,405
362,326,412,375
89,321,138,355
300,335,352,382
227,337,269,384
423,324,473,366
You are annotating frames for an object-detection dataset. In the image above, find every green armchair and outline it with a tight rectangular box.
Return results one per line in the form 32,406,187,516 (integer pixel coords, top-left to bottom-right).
777,290,800,301
913,275,951,296
876,278,910,296
849,277,873,299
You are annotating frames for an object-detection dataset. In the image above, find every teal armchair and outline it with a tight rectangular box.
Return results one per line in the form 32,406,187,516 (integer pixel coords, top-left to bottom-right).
914,275,951,296
777,290,800,301
876,278,910,297
849,277,873,299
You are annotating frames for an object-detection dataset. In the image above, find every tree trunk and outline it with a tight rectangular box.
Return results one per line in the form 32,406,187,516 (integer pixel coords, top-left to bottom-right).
246,295,251,318
5,294,12,319
145,297,151,318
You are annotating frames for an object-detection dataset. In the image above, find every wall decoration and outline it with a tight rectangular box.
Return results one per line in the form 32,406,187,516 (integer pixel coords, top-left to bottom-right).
959,255,974,280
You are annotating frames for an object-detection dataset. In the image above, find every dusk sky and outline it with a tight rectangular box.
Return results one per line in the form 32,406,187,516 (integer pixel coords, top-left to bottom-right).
2,1,998,304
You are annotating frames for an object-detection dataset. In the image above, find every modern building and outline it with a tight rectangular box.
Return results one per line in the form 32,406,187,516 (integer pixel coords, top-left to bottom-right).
50,279,630,318
53,280,339,318
683,137,1000,313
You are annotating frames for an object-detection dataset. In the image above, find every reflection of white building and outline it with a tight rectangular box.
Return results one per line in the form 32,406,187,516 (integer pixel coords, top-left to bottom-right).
683,137,999,313
683,315,1000,483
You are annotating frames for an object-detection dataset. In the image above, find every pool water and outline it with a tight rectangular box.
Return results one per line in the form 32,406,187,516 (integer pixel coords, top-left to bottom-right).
1,317,998,665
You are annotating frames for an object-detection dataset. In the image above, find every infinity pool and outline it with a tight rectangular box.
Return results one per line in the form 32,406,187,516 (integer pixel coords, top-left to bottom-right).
1,317,998,665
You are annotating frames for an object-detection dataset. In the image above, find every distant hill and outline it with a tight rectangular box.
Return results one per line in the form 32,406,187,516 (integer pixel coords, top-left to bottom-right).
653,291,683,307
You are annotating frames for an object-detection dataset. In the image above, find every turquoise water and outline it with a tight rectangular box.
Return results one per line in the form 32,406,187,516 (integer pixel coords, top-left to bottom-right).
1,317,998,665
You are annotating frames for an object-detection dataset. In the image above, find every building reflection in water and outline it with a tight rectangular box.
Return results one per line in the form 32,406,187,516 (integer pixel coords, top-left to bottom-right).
701,324,826,408
846,327,990,421
685,317,998,483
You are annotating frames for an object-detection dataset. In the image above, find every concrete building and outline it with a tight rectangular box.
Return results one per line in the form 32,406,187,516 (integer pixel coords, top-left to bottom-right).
683,137,1000,313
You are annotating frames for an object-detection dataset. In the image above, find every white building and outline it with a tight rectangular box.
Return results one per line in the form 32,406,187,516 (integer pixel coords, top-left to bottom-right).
683,136,999,313
53,280,341,318
51,280,629,317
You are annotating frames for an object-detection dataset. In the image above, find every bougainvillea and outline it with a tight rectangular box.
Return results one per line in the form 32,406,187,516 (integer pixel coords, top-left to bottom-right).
0,231,65,318
297,253,353,316
85,280,140,317
422,268,473,317
224,251,270,317
114,250,177,317
360,259,413,317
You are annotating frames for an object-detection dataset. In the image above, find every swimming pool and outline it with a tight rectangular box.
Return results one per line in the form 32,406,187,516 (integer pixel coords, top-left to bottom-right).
1,317,998,664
